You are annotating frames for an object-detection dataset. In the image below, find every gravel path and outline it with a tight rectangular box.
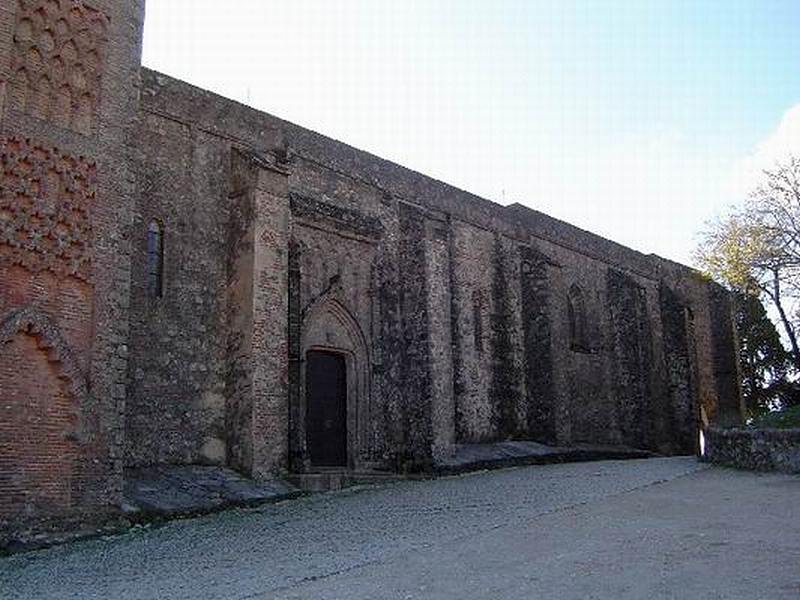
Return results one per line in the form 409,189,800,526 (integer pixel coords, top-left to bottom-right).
2,457,797,599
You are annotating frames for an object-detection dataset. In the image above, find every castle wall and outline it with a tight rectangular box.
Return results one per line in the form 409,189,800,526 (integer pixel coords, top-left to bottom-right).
0,1,745,547
128,68,742,477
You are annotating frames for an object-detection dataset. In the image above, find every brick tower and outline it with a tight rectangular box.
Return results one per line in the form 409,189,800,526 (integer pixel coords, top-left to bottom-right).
0,0,145,537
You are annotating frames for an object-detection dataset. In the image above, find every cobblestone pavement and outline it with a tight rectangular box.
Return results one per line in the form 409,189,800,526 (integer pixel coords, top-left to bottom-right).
2,458,798,599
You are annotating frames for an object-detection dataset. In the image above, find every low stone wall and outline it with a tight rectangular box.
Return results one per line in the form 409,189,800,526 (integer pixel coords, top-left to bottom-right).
703,427,800,473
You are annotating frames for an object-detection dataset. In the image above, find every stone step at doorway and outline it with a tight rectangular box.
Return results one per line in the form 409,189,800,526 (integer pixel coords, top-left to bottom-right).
288,470,418,493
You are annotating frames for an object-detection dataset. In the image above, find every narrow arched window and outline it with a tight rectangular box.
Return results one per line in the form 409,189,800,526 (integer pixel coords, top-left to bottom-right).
568,284,588,352
472,289,484,353
147,220,164,298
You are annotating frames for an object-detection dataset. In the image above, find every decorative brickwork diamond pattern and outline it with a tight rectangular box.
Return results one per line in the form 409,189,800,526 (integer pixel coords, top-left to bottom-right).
0,136,95,281
9,0,109,134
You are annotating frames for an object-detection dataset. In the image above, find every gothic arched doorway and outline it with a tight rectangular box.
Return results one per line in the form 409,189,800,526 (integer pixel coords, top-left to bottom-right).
297,298,370,472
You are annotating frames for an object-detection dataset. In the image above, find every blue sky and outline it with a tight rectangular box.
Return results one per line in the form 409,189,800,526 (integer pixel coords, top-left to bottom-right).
142,0,800,264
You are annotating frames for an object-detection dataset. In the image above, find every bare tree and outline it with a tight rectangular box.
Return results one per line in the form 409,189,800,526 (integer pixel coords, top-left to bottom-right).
696,156,800,372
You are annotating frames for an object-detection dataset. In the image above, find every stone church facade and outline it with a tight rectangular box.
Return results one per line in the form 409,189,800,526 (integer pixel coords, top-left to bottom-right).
1,0,742,537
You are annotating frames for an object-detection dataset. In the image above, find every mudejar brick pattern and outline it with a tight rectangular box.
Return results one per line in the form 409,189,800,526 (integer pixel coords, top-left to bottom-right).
0,0,743,544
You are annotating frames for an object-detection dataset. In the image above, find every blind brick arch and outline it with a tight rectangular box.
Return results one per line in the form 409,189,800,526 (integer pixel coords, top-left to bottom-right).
0,306,87,522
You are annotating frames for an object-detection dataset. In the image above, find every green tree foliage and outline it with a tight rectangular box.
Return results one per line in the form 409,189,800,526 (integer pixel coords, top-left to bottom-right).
733,293,793,417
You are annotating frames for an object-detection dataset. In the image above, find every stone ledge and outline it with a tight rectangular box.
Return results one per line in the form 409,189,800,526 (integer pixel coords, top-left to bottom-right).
435,441,657,475
1,466,303,555
122,465,304,520
1,510,129,556
703,427,800,473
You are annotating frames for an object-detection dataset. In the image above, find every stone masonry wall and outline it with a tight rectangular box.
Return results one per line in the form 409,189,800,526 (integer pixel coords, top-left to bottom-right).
126,111,232,467
607,268,654,450
126,68,742,478
655,258,742,431
488,235,526,440
450,219,496,442
519,246,556,443
660,284,700,454
395,202,435,469
224,149,258,473
704,427,800,473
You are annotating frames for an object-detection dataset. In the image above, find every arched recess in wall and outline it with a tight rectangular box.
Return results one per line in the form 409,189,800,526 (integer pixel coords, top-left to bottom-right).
32,74,51,120
568,283,590,352
10,68,30,111
0,307,87,518
147,219,165,298
299,296,371,469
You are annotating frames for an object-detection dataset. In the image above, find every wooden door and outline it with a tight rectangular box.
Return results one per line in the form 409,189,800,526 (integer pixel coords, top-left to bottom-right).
306,351,347,467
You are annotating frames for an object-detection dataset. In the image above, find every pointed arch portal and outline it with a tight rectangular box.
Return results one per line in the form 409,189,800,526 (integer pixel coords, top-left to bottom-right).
297,297,371,471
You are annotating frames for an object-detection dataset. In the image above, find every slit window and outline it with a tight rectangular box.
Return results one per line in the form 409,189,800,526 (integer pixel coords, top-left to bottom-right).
568,284,589,352
147,220,164,298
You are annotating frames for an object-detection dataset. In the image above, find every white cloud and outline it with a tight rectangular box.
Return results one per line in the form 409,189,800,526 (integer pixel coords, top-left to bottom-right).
509,129,734,264
730,103,800,197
